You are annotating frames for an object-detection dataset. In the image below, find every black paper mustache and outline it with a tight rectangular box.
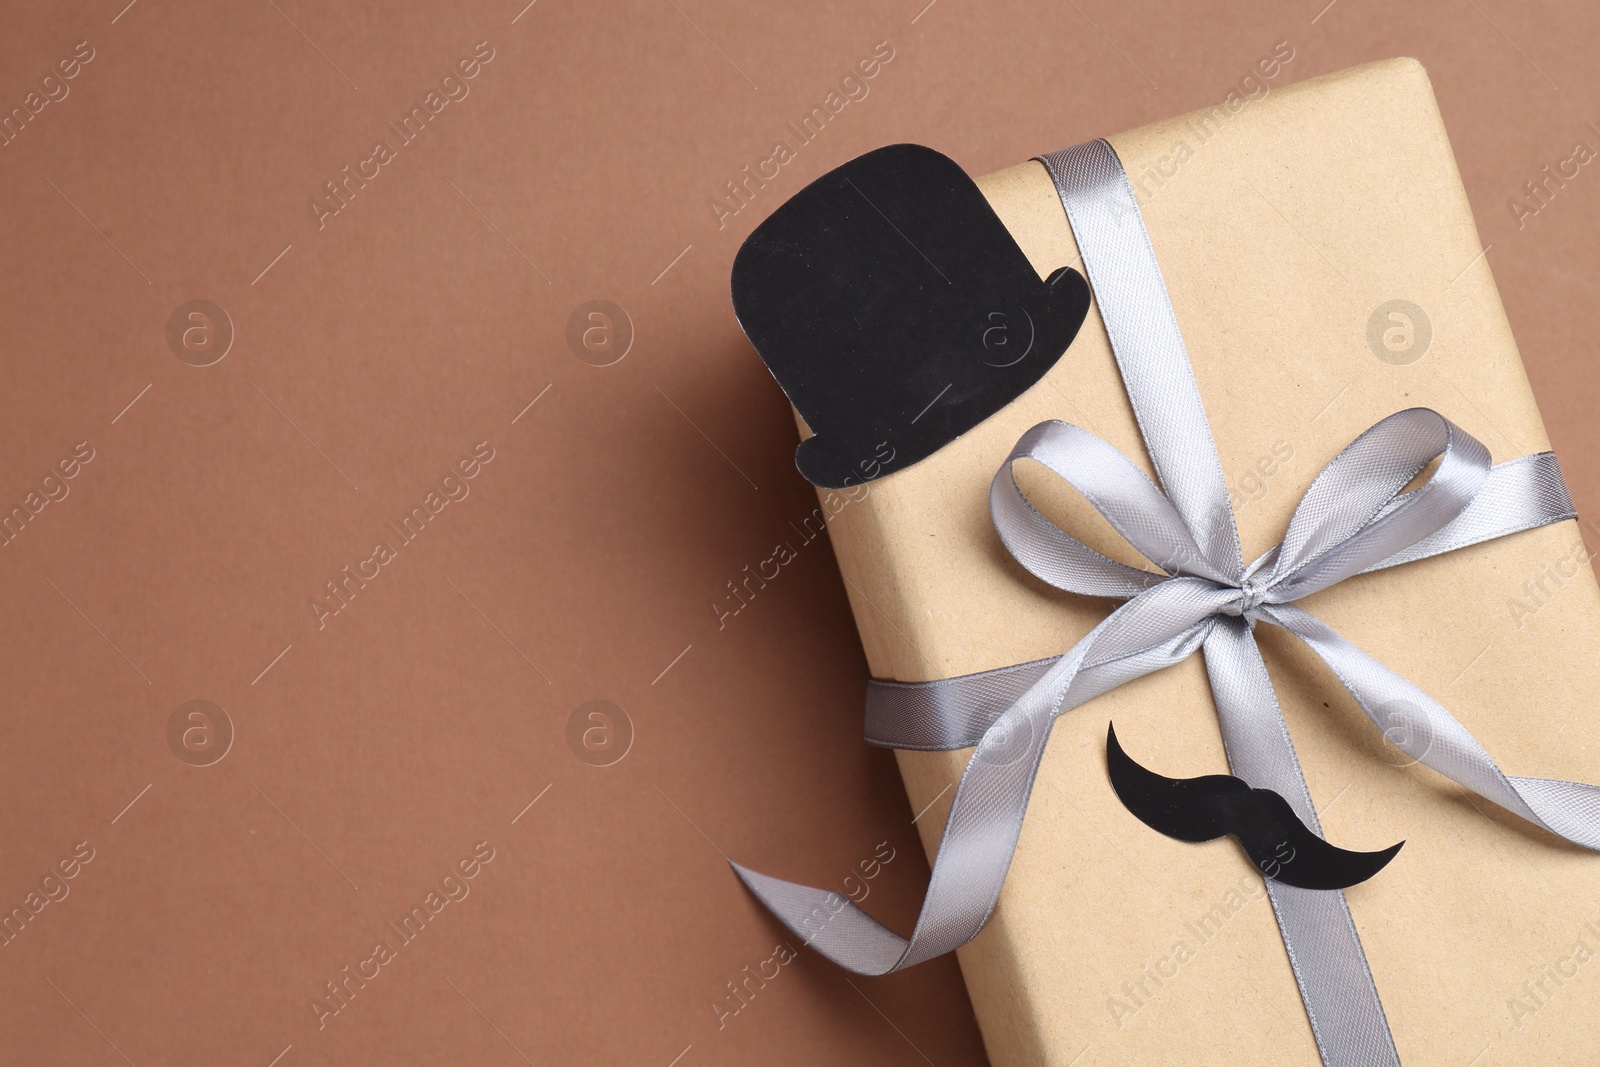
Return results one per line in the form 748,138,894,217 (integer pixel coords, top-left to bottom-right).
1105,724,1403,891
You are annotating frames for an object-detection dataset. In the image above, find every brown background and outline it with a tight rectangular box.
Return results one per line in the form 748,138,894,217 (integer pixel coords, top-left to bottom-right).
0,1,1595,1065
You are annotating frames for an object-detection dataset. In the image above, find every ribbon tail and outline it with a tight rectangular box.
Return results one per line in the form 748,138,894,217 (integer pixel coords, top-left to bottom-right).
1203,617,1401,1067
731,646,1086,974
735,596,1210,975
1264,603,1600,849
727,862,913,976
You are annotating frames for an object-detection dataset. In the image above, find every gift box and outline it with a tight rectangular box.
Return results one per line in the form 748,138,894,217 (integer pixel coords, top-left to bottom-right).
739,58,1600,1065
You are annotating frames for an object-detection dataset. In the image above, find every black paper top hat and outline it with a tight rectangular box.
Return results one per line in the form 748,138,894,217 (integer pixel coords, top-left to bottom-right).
731,143,1091,489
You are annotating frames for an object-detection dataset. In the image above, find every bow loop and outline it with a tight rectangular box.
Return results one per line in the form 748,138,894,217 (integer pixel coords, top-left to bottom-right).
1267,409,1491,602
991,421,1233,600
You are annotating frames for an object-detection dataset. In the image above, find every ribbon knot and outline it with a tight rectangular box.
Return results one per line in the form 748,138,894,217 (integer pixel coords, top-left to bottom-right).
1226,570,1270,623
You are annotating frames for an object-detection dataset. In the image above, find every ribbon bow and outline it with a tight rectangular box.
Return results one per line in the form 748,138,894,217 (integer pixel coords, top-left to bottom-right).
733,140,1600,1066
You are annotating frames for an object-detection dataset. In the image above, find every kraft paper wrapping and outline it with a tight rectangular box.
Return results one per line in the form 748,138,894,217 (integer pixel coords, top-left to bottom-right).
810,59,1600,1065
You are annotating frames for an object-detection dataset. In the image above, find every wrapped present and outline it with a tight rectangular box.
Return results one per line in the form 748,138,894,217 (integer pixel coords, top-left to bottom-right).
727,57,1600,1066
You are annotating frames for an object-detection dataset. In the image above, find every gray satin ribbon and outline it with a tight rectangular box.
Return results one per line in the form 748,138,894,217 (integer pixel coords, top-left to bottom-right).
732,139,1598,1065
